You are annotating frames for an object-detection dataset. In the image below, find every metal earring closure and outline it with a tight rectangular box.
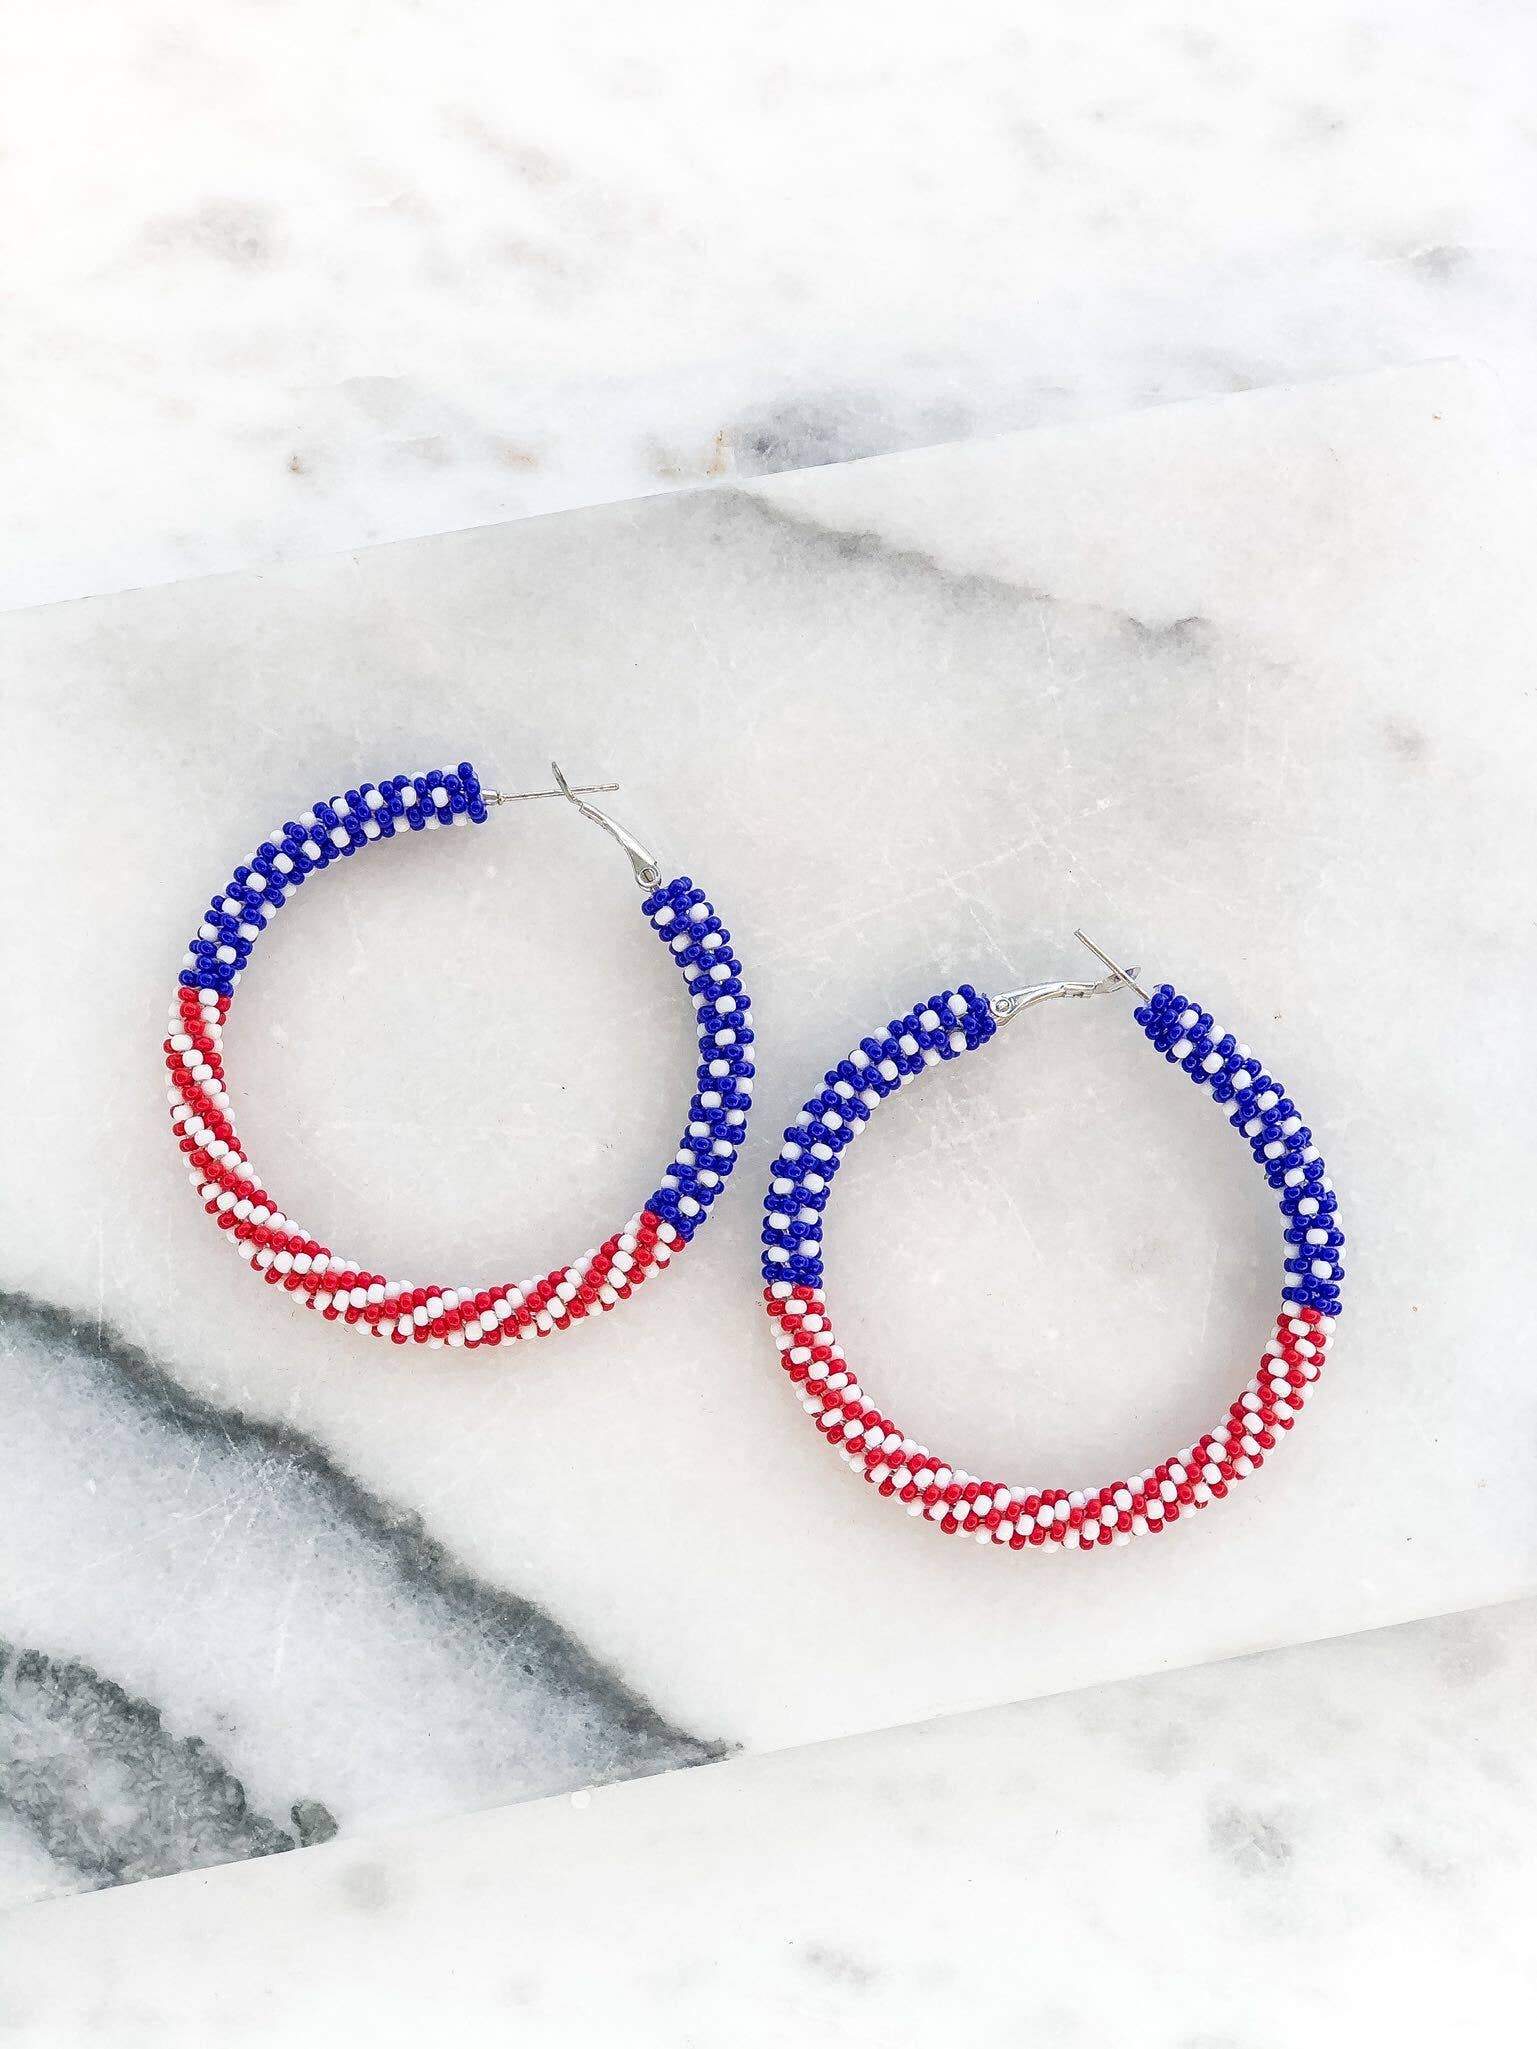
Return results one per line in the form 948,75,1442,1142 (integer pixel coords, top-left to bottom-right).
483,762,663,889
989,930,1149,1022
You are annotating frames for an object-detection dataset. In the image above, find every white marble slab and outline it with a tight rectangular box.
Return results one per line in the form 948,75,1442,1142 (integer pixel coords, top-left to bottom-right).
2,362,1534,1906
3,6,1534,611
3,1597,1532,2045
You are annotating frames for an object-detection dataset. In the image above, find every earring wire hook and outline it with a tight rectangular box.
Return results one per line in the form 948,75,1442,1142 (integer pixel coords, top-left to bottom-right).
480,761,664,888
990,929,1149,1022
548,761,663,887
1072,930,1150,1001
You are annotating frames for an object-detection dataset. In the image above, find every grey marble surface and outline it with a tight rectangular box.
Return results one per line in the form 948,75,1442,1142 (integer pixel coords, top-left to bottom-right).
3,362,1534,1912
3,1598,1532,2046
0,1296,720,1897
2,4,1534,611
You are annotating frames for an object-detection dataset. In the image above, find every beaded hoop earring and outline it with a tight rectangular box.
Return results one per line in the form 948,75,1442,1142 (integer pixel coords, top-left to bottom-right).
760,934,1343,1552
166,760,755,1349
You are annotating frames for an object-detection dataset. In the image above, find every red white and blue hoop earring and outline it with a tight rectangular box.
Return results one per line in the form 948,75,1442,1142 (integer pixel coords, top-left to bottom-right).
760,933,1343,1552
165,760,754,1349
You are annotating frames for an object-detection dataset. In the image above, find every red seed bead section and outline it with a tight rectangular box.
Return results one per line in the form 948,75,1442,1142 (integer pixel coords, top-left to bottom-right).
168,973,679,1345
764,1282,1331,1551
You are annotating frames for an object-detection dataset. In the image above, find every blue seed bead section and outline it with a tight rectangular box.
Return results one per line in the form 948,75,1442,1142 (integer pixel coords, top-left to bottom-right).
639,876,756,1243
761,987,995,1290
761,976,1343,1325
1133,982,1345,1319
178,763,489,999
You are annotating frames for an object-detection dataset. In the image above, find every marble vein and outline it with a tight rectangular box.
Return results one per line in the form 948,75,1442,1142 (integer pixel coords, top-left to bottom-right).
0,1292,730,1903
0,1640,298,1892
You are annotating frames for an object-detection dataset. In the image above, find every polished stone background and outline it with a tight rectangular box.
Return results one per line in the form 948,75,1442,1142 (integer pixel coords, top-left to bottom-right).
3,5,1536,2040
4,363,1534,1928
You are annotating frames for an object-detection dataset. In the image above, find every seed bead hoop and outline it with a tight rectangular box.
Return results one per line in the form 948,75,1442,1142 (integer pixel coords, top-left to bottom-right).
166,759,755,1349
760,944,1343,1551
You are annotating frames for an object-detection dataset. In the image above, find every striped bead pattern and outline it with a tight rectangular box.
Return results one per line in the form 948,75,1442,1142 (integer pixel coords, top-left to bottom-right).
165,761,754,1348
761,979,1343,1551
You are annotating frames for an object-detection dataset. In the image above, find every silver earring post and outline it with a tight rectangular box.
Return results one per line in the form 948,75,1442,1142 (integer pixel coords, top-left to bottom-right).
990,929,1148,1023
483,781,619,803
480,762,662,889
1072,930,1150,1001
